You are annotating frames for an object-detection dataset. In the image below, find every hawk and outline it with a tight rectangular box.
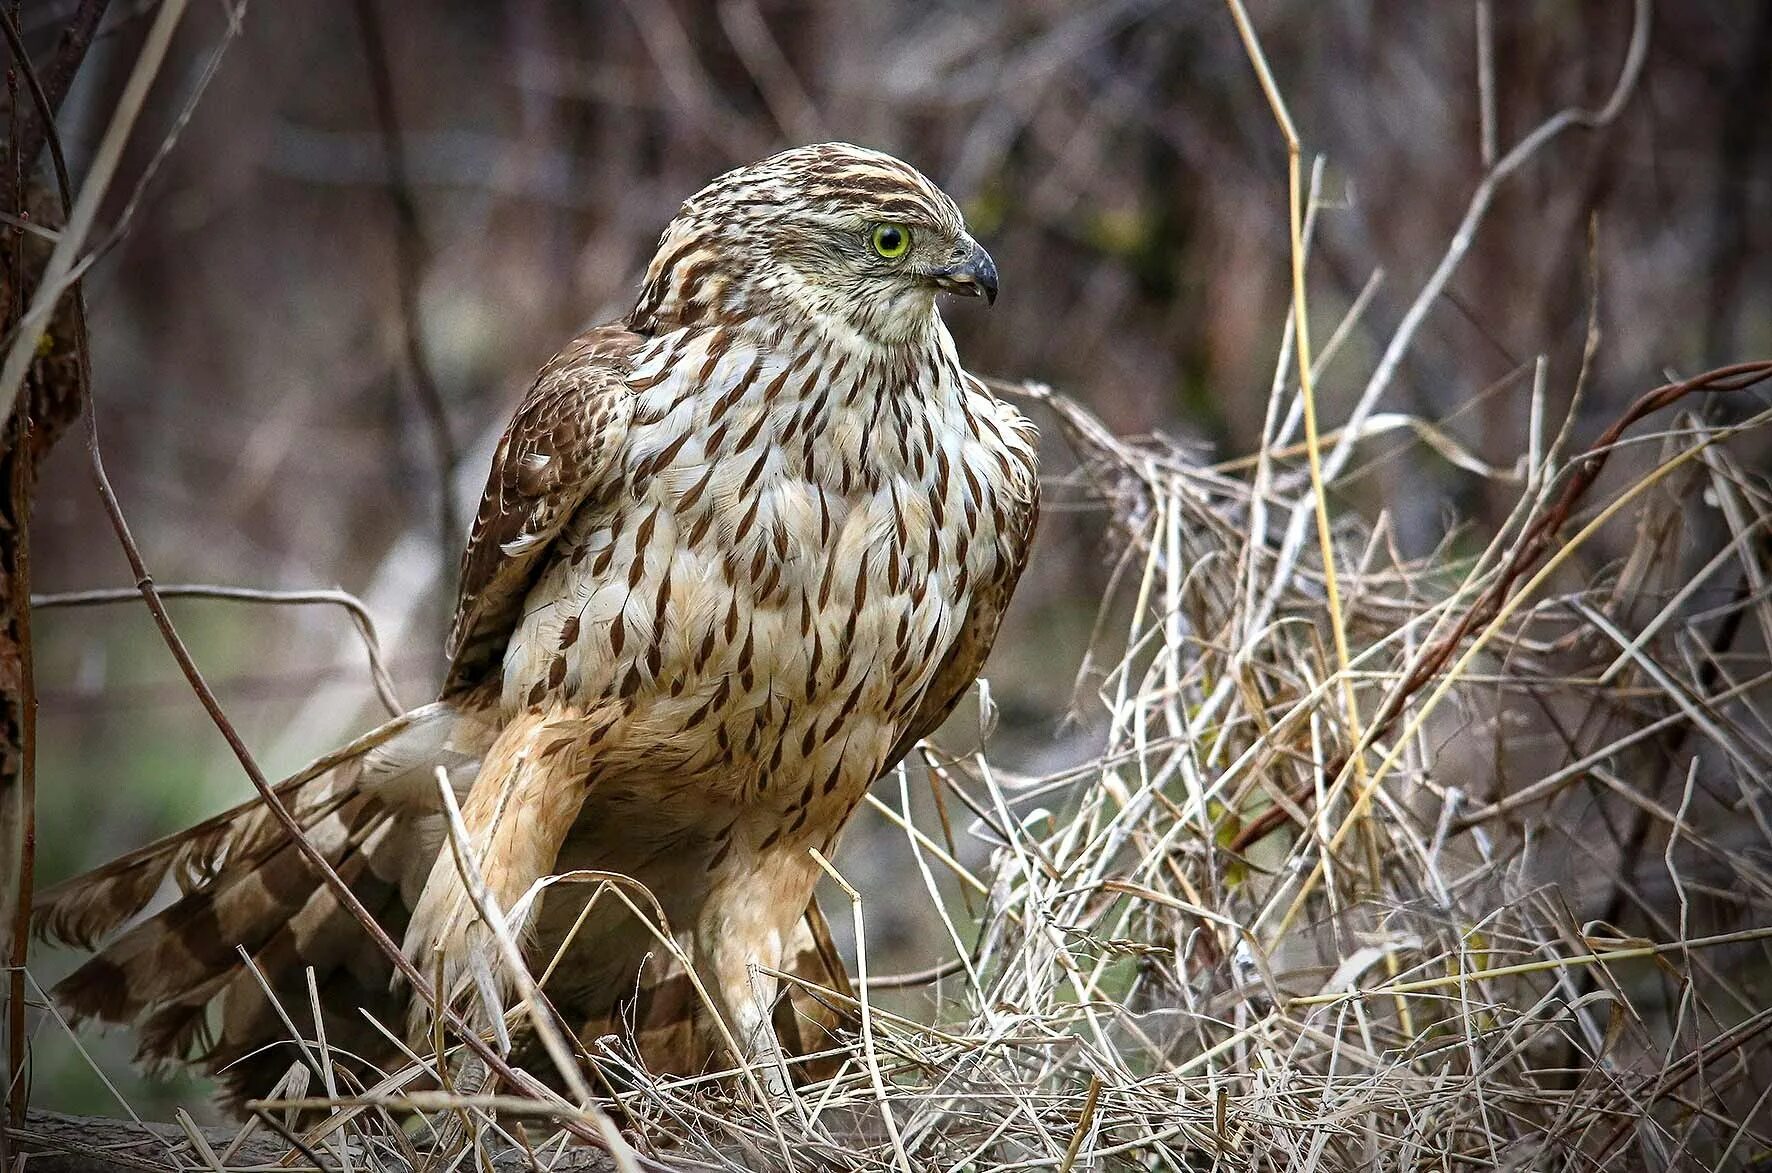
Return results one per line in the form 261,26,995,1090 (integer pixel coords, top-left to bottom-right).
36,143,1039,1104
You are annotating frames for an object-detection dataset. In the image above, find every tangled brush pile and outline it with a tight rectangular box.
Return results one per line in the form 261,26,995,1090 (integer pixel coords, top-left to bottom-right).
264,355,1763,1171
25,333,1772,1173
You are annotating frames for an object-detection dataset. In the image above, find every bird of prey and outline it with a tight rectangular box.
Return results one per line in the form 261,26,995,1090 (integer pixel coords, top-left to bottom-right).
36,143,1039,1105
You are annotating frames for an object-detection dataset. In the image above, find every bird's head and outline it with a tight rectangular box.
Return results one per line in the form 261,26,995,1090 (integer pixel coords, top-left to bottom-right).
631,142,997,346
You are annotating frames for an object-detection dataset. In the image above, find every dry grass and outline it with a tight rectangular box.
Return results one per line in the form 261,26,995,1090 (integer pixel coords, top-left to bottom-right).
28,341,1772,1172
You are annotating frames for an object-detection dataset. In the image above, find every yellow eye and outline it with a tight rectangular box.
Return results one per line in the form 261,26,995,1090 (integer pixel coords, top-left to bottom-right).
870,223,911,259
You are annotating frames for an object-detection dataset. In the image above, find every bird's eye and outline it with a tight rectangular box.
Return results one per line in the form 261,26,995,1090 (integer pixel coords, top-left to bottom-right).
870,223,911,259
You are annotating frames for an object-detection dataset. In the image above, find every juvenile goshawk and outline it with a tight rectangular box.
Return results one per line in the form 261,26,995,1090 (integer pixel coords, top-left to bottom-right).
38,142,1040,1104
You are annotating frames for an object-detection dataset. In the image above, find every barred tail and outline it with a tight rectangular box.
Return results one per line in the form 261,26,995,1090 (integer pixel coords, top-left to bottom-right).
37,699,496,1104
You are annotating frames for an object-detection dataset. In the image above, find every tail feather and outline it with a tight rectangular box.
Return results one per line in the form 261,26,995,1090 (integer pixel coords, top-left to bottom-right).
54,792,378,1024
134,968,230,1073
40,700,494,1105
33,712,433,950
208,817,406,1055
59,799,423,1098
209,845,419,1112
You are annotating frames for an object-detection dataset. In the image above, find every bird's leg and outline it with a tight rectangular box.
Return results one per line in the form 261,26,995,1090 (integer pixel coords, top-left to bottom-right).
740,963,794,1097
698,924,788,1093
402,708,591,1045
693,859,816,1093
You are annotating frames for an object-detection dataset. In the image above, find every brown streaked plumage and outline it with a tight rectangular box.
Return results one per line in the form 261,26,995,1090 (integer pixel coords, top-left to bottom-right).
36,142,1038,1104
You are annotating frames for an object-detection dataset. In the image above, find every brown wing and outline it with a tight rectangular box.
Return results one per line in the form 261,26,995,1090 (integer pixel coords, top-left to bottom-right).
444,324,642,693
881,438,1041,773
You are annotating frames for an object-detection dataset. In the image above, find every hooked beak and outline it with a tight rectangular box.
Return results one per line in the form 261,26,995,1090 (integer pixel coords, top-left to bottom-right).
929,238,999,305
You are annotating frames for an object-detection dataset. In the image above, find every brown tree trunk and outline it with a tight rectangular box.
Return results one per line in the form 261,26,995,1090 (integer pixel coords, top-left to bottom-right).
0,181,86,1154
1,0,112,1148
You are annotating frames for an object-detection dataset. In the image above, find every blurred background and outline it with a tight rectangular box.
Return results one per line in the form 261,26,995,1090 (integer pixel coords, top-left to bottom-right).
12,0,1771,1117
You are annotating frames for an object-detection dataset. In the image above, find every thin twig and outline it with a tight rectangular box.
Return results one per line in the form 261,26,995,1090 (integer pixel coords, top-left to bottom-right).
1293,924,1772,1006
352,0,459,589
9,0,109,174
31,584,403,716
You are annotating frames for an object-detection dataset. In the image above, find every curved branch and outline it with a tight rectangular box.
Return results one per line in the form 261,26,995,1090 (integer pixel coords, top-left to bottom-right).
31,584,405,717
